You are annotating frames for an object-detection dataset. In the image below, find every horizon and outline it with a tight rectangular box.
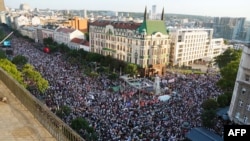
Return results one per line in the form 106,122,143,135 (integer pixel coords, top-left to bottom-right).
5,0,250,20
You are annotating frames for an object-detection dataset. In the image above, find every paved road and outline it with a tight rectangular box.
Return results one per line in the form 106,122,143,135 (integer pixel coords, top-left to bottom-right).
0,80,56,141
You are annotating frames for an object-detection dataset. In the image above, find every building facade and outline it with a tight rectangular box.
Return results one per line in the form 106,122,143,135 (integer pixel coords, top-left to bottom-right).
0,0,5,11
89,8,170,76
170,28,226,66
63,17,88,33
54,27,85,46
228,46,250,125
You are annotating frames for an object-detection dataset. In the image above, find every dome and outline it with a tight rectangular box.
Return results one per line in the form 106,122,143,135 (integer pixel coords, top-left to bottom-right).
20,3,31,11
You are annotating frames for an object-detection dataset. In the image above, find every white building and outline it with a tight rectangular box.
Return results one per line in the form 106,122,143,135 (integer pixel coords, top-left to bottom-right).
31,16,40,26
53,27,85,46
228,46,250,125
170,28,227,66
19,25,37,39
14,15,29,29
69,38,89,51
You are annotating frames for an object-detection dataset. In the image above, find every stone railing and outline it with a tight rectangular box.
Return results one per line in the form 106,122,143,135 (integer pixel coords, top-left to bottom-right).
0,68,85,141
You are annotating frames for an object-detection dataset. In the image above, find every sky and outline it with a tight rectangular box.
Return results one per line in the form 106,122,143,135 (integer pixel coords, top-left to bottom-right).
5,0,250,20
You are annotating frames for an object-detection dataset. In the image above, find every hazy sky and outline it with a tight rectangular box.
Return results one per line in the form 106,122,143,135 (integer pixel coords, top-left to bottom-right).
5,0,250,20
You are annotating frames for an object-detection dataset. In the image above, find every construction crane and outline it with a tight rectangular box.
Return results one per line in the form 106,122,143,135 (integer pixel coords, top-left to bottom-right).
0,31,13,45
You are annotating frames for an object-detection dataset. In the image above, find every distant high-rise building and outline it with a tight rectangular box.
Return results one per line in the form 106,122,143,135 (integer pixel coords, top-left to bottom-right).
213,17,246,40
151,5,156,20
0,0,6,11
228,46,250,125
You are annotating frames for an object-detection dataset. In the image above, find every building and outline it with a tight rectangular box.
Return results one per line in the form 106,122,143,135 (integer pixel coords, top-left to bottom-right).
14,15,29,29
228,46,250,125
36,25,58,43
89,7,170,76
213,17,246,40
151,5,156,20
170,28,226,66
0,0,5,11
69,38,89,51
62,16,88,33
53,27,85,46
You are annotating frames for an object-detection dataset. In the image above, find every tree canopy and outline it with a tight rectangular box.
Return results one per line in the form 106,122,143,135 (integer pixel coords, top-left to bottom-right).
124,63,138,77
217,60,240,92
22,64,49,93
0,59,25,86
214,48,241,69
12,55,28,69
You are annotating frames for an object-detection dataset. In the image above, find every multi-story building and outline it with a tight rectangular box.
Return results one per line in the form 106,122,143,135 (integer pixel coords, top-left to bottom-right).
36,25,58,43
213,17,246,40
89,7,170,76
62,16,88,33
228,46,250,125
170,28,226,66
69,38,89,51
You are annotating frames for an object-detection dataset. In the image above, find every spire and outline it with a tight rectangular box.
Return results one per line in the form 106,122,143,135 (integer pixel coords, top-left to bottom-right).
161,7,165,21
144,6,147,21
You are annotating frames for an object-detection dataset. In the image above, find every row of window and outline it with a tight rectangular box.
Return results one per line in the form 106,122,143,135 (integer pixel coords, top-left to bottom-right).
238,100,250,111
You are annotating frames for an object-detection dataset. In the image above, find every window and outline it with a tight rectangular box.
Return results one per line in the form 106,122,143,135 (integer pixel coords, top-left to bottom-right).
246,75,250,81
242,88,246,94
247,104,250,111
239,100,243,107
244,116,248,123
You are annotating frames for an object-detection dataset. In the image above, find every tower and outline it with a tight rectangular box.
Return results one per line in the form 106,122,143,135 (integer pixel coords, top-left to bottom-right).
0,0,6,11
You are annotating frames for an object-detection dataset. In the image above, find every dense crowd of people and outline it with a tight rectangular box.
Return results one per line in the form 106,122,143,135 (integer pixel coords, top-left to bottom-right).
12,36,226,141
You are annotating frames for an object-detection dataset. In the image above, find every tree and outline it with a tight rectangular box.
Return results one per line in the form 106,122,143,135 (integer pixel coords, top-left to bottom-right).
12,55,28,69
56,105,71,118
0,49,6,59
217,60,240,91
201,99,219,110
217,94,229,107
43,37,55,45
214,48,241,69
71,117,89,133
22,64,49,93
201,109,216,128
124,63,138,77
0,59,25,86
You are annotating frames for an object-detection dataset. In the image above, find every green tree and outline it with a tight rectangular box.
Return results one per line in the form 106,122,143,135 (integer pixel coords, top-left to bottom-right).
217,60,240,91
71,117,89,133
85,32,89,41
56,105,71,118
22,64,49,93
214,48,241,69
43,37,55,45
124,63,138,77
0,59,25,86
201,99,219,110
217,94,228,107
0,49,6,59
201,109,216,128
12,55,28,69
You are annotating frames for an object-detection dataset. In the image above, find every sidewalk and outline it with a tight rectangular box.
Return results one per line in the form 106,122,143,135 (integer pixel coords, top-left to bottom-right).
0,80,56,141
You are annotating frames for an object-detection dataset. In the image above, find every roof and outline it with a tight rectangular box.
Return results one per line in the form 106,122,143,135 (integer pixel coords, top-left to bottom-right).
137,20,168,35
90,20,141,30
56,27,75,33
186,127,223,141
70,38,89,46
216,106,229,120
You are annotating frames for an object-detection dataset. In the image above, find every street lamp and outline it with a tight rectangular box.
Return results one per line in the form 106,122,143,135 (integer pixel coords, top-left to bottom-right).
134,50,138,64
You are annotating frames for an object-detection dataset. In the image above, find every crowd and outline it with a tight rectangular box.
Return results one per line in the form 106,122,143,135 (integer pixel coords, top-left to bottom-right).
12,36,225,141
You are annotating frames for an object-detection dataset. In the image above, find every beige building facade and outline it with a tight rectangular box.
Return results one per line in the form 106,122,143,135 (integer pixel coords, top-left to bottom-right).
89,8,170,76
